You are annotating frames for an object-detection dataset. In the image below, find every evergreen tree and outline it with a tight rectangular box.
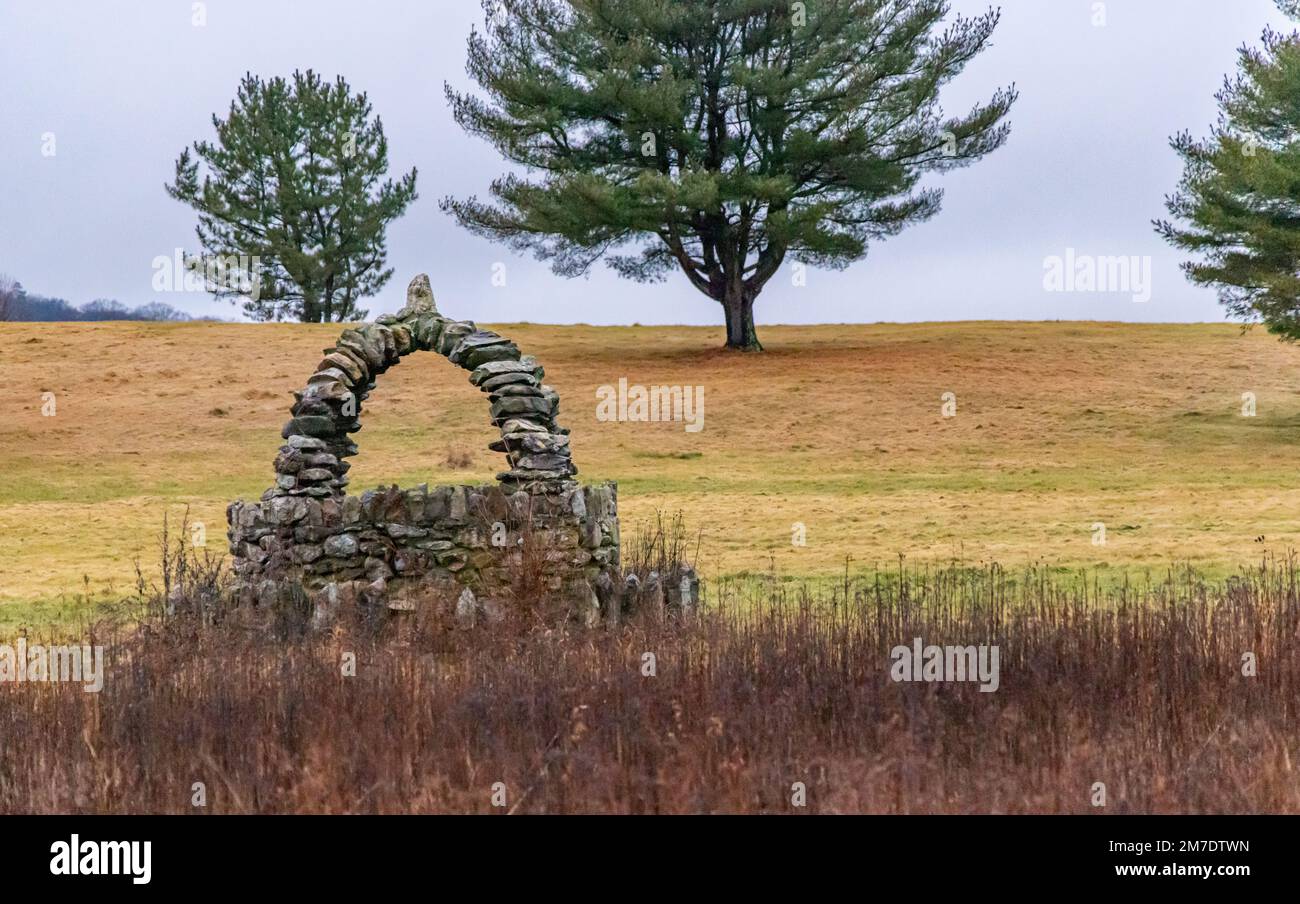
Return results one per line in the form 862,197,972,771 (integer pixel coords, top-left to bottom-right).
1156,3,1300,340
167,70,418,322
443,0,1016,350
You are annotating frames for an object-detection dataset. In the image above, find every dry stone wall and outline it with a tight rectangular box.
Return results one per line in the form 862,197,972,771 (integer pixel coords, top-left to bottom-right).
227,275,620,618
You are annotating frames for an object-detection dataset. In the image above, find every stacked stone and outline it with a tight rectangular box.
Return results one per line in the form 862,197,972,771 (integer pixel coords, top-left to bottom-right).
227,481,621,611
470,355,576,490
267,274,576,501
233,273,608,620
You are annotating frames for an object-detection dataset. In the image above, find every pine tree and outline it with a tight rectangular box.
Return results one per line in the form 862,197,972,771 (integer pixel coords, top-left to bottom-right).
1156,4,1300,340
167,71,418,322
443,0,1015,350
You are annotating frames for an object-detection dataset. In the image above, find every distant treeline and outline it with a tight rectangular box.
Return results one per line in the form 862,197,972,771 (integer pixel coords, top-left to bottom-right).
0,277,208,322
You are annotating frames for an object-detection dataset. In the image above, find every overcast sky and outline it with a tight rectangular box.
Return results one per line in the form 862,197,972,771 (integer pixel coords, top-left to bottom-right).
1,0,1293,325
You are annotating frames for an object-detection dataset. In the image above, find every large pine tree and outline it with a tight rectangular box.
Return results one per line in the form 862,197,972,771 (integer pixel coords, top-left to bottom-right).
1157,3,1300,340
168,71,418,323
443,0,1016,350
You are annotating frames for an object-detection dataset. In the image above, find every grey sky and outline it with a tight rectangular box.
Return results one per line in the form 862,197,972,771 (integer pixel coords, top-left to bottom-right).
1,0,1293,325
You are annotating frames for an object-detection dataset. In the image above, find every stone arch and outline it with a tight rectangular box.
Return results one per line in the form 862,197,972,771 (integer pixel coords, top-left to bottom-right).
270,274,577,499
227,275,620,617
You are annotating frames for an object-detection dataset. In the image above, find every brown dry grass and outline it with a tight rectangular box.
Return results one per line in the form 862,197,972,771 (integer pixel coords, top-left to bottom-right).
3,319,1300,615
3,555,1299,814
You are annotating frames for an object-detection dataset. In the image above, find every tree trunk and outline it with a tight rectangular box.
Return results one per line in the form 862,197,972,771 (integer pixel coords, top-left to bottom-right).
722,284,763,351
322,274,336,322
300,287,322,323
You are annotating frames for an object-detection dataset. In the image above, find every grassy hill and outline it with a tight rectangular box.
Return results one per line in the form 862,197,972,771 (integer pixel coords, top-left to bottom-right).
3,319,1300,624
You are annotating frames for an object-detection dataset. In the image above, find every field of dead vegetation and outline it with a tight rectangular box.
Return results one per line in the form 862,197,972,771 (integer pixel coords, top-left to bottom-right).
3,319,1300,628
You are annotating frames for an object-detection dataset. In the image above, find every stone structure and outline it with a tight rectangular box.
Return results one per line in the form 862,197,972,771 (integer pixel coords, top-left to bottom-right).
227,275,620,619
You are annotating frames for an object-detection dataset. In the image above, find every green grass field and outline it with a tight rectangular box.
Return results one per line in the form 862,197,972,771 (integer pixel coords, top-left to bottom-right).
3,318,1300,628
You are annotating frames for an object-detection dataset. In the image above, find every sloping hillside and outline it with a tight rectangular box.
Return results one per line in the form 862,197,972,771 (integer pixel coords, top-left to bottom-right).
3,319,1300,615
